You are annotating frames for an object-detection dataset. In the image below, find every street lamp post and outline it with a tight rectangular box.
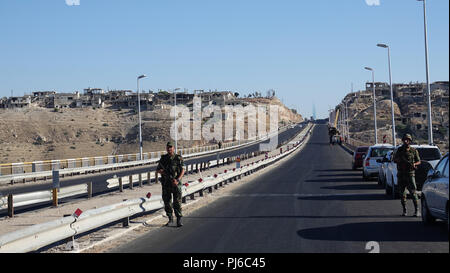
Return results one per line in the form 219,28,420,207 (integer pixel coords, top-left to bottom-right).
418,0,434,145
344,100,349,142
137,75,147,161
173,88,181,154
377,43,397,146
365,67,378,144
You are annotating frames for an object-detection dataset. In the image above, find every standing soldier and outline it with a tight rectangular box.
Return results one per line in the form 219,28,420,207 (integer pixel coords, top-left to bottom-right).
156,142,186,227
394,134,421,217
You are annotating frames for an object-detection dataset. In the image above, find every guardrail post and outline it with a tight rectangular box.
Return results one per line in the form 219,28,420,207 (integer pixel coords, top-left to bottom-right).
87,182,92,199
182,196,187,204
87,182,93,199
52,188,58,207
208,187,213,193
147,172,151,185
199,190,204,197
8,194,13,217
139,173,143,187
122,217,129,228
119,177,123,192
190,193,195,200
129,175,133,190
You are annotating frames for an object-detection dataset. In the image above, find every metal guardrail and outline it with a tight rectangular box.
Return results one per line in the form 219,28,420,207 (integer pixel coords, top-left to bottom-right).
0,155,257,216
0,124,313,253
0,125,293,185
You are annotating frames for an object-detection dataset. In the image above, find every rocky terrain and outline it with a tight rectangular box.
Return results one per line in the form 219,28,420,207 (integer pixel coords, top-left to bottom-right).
339,87,449,154
0,97,302,164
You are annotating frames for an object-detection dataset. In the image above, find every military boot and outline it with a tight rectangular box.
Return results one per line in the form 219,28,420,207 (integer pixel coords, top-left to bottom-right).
165,215,173,226
177,217,183,227
413,204,420,217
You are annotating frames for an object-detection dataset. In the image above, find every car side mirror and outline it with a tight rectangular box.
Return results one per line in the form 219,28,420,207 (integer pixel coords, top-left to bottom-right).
427,169,440,179
434,171,441,178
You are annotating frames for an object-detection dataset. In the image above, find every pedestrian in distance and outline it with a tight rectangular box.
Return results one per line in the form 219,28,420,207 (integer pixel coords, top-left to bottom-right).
393,134,421,217
156,142,186,227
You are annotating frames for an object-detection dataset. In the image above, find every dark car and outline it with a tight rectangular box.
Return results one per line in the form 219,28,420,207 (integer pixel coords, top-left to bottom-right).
352,146,369,170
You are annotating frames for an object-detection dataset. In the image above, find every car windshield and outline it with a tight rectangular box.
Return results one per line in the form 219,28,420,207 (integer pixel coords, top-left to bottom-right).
370,148,392,158
417,148,442,161
357,147,368,153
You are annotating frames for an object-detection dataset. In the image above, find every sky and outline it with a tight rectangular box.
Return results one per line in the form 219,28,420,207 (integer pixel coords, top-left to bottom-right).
0,0,448,119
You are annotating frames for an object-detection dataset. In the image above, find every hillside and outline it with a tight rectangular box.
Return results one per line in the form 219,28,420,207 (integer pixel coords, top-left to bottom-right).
0,97,303,164
340,87,449,154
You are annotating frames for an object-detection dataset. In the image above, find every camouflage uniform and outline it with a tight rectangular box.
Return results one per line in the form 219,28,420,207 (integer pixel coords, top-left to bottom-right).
157,153,185,219
394,142,421,215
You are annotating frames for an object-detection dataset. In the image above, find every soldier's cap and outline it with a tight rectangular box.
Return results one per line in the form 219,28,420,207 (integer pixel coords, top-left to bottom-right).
402,134,413,141
166,141,174,147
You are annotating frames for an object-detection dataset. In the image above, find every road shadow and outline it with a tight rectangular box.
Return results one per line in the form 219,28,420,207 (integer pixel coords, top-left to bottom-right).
297,193,389,201
315,169,356,172
297,221,448,242
305,177,364,183
318,173,361,177
320,184,382,191
186,215,402,220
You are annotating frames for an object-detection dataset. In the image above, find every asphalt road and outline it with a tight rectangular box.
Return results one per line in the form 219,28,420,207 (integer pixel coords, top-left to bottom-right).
0,124,304,197
110,124,449,253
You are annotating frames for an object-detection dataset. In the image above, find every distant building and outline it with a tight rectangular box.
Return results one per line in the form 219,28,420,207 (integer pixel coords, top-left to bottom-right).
126,93,154,109
32,91,57,98
51,92,80,108
393,83,426,98
365,82,391,97
2,96,32,108
431,81,449,92
84,88,104,95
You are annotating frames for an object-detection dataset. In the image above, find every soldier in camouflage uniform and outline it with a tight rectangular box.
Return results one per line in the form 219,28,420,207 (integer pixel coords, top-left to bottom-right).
156,142,186,227
393,134,421,217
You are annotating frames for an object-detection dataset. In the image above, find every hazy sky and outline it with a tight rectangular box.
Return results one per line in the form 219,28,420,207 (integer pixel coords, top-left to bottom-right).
0,0,448,118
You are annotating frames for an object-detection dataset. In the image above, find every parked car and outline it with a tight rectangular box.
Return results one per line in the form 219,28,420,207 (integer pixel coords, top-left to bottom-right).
331,135,342,145
377,150,393,186
385,145,442,198
352,146,369,170
362,144,394,181
421,153,449,231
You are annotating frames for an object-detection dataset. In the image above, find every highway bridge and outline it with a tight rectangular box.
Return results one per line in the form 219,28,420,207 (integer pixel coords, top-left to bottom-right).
0,123,447,255
111,124,448,253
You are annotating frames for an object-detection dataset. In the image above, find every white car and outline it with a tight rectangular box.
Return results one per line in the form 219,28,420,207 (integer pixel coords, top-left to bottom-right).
384,145,442,199
377,151,393,186
362,144,395,181
421,153,449,231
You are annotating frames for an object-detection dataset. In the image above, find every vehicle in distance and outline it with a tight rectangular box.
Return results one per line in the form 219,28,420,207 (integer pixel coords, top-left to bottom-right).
362,144,394,181
421,153,449,231
331,135,342,145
